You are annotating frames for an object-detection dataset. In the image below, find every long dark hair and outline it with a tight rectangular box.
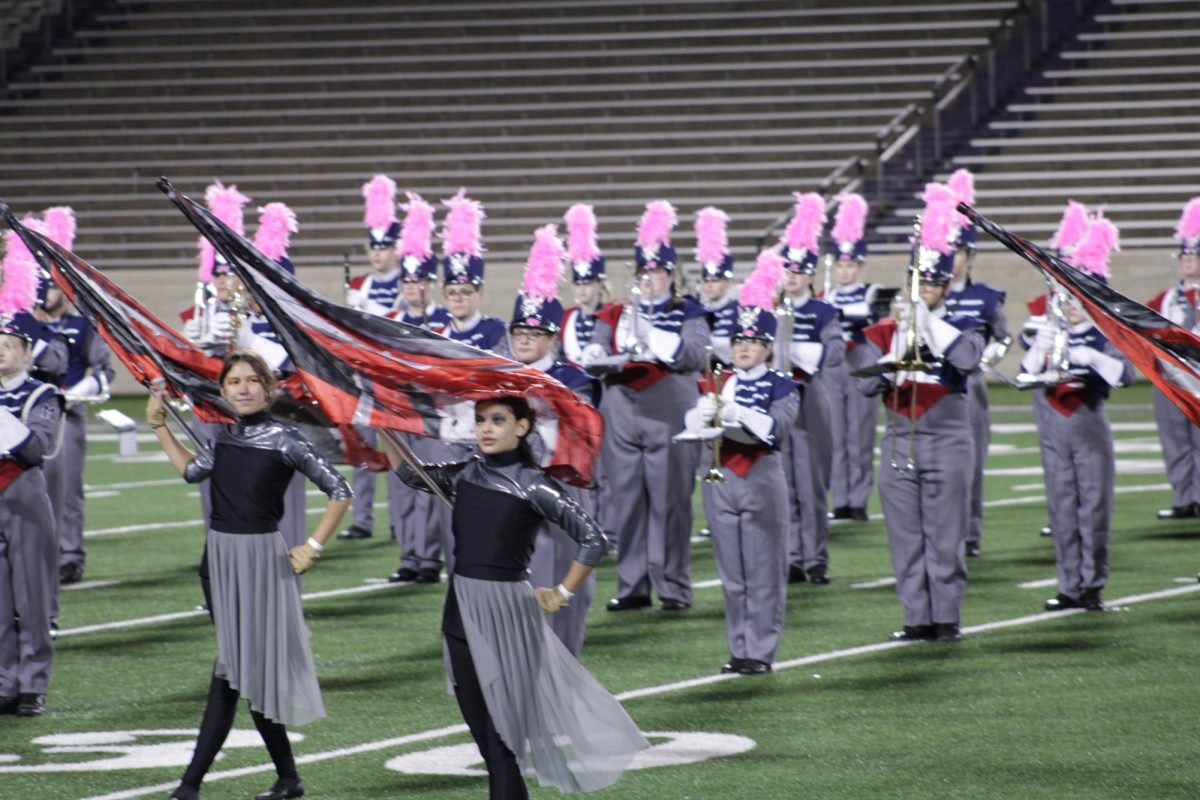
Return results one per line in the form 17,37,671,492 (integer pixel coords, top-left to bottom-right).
476,396,538,466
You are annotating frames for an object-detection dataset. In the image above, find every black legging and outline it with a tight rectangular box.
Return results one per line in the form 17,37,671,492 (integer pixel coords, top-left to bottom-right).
444,632,528,800
180,669,297,790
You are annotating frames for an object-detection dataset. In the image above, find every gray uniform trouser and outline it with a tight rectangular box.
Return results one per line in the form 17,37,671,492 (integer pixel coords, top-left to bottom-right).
349,425,382,532
394,436,444,572
782,381,831,570
1153,387,1200,508
1037,393,1113,599
965,371,990,545
423,439,472,576
603,377,697,605
55,405,88,571
878,395,973,627
528,486,597,657
0,470,57,696
703,452,789,664
824,355,879,509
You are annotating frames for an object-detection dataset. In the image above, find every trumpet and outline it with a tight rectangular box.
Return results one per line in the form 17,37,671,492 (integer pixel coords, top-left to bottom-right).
227,284,249,345
773,295,795,372
342,252,352,304
1046,280,1072,377
889,216,929,473
617,264,650,360
704,347,726,484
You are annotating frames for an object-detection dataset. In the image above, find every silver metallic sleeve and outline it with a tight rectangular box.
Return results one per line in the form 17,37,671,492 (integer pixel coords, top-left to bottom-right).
528,476,608,567
183,447,214,484
283,432,353,500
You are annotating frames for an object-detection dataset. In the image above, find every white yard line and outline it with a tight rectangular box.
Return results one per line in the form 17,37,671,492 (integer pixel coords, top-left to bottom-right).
62,580,120,592
76,582,1200,800
85,502,389,538
851,577,897,589
1018,578,1058,589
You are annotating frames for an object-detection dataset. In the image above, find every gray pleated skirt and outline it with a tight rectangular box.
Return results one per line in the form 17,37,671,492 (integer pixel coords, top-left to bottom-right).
447,575,649,793
207,529,325,727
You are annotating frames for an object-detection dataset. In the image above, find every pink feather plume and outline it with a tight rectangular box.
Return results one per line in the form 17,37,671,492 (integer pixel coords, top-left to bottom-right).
1049,201,1090,253
362,174,397,230
440,188,485,257
739,250,785,311
1,215,43,319
1174,196,1200,243
831,193,867,248
564,203,601,264
523,224,565,302
42,206,77,250
253,203,298,261
198,181,250,283
397,192,435,260
919,183,958,255
947,168,975,226
781,192,826,253
636,200,677,248
1072,212,1119,278
693,206,730,264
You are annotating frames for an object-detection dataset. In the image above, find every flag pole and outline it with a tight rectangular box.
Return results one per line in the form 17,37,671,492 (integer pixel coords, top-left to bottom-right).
378,428,453,509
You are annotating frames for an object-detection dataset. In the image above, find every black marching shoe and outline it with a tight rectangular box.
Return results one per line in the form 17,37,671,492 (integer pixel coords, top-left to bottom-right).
168,784,200,800
415,568,441,584
606,595,651,612
1044,593,1082,612
1080,589,1106,612
59,562,84,585
1157,504,1200,520
15,693,45,716
337,524,372,540
890,625,935,642
721,657,746,674
806,566,831,585
965,541,981,558
827,506,852,521
933,623,962,642
387,567,419,583
787,564,807,584
0,695,18,715
737,659,772,676
254,776,305,800
660,598,691,611
1039,526,1053,537
848,507,869,522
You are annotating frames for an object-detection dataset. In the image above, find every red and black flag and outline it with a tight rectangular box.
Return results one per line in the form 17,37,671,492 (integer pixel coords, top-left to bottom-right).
962,203,1200,426
159,178,604,486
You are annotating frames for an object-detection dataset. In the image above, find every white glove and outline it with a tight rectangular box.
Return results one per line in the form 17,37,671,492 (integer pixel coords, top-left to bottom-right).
1068,346,1096,367
183,316,202,341
580,343,606,366
718,402,741,426
210,310,233,342
65,375,101,401
981,341,1004,365
1035,325,1055,354
695,393,718,424
914,300,933,334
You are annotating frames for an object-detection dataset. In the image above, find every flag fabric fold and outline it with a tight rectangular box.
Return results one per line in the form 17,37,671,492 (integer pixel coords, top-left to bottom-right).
962,203,1200,427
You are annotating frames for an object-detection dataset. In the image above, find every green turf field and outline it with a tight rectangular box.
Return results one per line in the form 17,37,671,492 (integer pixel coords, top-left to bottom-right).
3,383,1199,800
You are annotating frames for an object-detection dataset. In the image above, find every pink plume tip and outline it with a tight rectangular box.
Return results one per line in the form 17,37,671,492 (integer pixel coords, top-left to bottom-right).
1175,196,1200,242
564,204,601,263
397,192,435,260
920,183,958,255
440,188,485,257
253,202,298,261
947,169,975,206
693,206,730,265
1072,212,1119,278
42,206,77,250
739,250,785,310
1,215,43,319
362,174,397,230
831,193,868,248
204,181,251,234
523,224,565,302
781,192,826,253
636,200,677,248
1050,201,1090,252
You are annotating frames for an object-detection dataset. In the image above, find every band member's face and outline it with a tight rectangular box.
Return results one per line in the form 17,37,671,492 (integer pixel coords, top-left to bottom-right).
0,335,30,378
1065,297,1087,326
700,279,728,302
366,246,396,273
731,337,769,370
444,284,480,320
640,268,672,297
220,361,270,416
783,271,812,296
401,281,430,308
43,286,67,316
474,401,530,456
213,273,236,304
1180,254,1199,281
834,260,861,287
918,282,948,310
573,281,600,308
952,248,973,283
509,326,554,364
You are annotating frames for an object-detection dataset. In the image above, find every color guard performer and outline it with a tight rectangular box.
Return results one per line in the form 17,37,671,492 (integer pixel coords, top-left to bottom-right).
581,200,711,612
778,192,844,584
681,250,798,675
1148,196,1200,520
849,186,984,643
1020,214,1131,612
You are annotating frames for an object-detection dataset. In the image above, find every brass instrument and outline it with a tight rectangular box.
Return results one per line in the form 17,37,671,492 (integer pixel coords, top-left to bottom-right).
227,284,248,345
704,348,726,484
773,295,795,372
617,263,651,360
192,281,209,340
342,252,352,304
1046,280,1071,376
889,216,931,473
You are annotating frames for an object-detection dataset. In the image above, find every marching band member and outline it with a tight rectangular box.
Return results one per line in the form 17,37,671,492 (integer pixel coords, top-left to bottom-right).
509,225,601,655
850,185,984,643
823,193,879,522
1020,214,1131,612
694,206,738,367
582,200,710,612
778,192,844,584
386,192,451,333
1148,197,1200,520
0,230,64,718
560,204,614,366
682,250,798,675
941,170,1009,558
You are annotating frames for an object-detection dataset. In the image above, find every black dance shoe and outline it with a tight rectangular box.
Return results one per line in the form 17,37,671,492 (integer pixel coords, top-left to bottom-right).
721,658,745,674
827,506,852,521
806,566,831,585
415,568,441,584
737,659,772,675
848,507,869,522
253,777,305,800
59,562,84,585
890,625,935,642
787,564,807,584
388,567,419,583
660,598,691,611
168,784,199,800
15,693,45,716
337,525,372,540
933,623,963,642
965,541,981,558
1044,593,1082,611
606,595,651,611
0,695,18,715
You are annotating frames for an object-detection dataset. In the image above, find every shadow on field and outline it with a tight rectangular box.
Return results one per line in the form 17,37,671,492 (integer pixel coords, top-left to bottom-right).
1124,525,1200,541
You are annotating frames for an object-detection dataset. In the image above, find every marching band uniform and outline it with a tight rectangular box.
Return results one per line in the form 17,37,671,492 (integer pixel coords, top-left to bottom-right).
692,206,738,367
682,251,798,675
778,193,844,583
1149,197,1200,520
823,194,879,521
850,185,984,642
1021,213,1131,612
583,201,710,611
